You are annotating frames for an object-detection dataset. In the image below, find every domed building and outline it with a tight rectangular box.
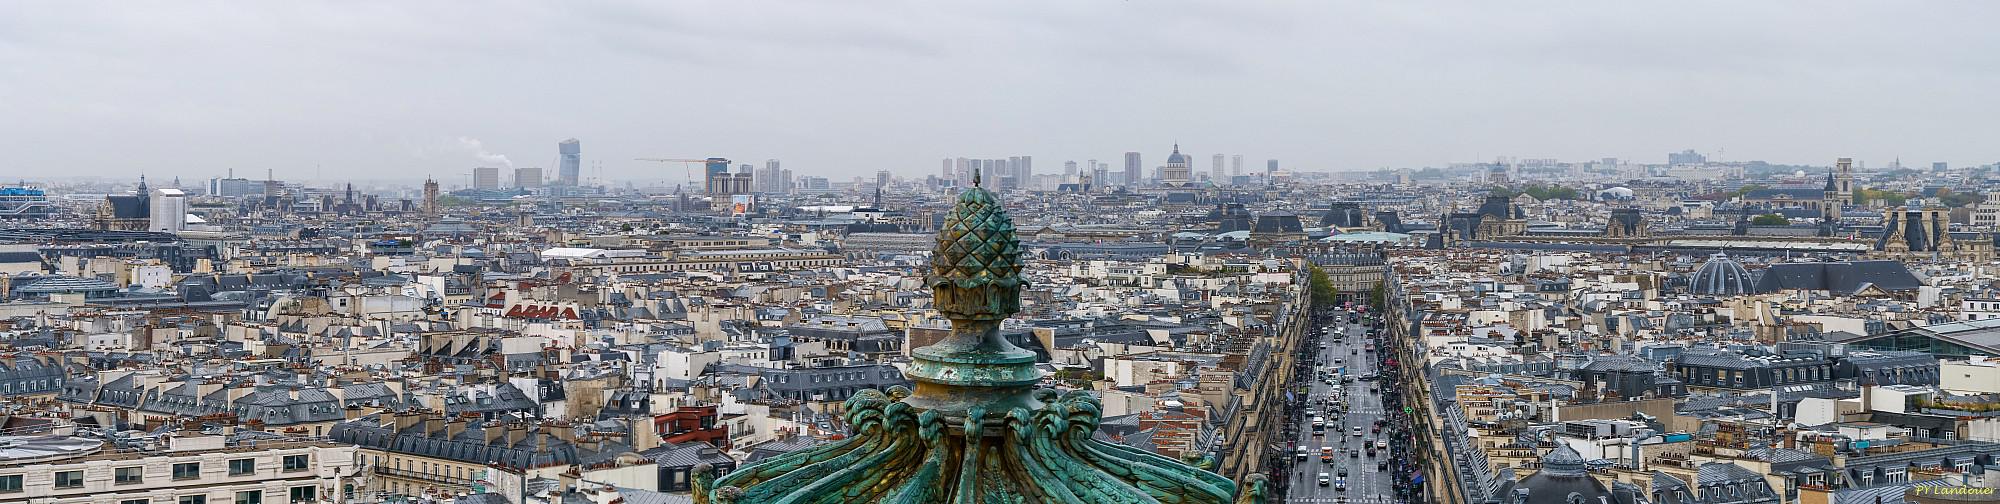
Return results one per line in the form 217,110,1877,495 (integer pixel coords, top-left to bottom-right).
1689,253,1756,296
1511,444,1617,504
1161,143,1194,186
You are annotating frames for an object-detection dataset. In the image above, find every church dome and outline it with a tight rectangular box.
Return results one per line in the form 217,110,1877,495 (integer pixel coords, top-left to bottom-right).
1689,253,1754,296
1512,444,1613,504
1167,144,1188,165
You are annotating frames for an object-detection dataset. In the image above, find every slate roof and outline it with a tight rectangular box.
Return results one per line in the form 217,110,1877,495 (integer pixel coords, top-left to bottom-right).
0,356,66,397
107,194,149,219
1650,471,1688,492
640,441,734,468
741,436,826,463
1695,461,1765,485
1752,261,1923,295
1583,354,1655,373
328,415,579,469
235,387,346,426
0,251,43,264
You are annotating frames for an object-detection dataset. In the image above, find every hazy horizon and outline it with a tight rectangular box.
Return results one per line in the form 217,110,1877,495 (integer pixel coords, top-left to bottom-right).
6,1,1998,183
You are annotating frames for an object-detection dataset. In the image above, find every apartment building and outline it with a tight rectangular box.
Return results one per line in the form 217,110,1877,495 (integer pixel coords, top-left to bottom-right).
0,434,357,504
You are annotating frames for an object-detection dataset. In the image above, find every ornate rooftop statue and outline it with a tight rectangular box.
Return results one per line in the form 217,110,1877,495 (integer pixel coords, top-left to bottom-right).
696,170,1265,503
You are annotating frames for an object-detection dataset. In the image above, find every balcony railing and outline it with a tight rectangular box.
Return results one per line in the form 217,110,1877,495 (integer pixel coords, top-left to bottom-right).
372,467,474,487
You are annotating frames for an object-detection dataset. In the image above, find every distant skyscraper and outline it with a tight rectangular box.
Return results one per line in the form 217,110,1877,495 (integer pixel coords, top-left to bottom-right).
1266,159,1279,175
703,158,734,196
558,138,581,186
1668,149,1705,165
1003,156,1021,189
514,167,542,188
1064,160,1078,179
1231,155,1243,176
760,159,786,194
1019,156,1032,183
1211,153,1225,183
1123,152,1141,186
876,170,892,190
941,158,954,180
473,167,500,190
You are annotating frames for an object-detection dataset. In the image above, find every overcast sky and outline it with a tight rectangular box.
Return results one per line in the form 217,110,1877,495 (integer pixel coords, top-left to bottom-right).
5,1,1998,185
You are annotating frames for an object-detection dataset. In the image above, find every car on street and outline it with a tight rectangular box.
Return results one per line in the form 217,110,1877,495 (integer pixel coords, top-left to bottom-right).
1352,426,1364,436
1335,479,1347,491
1318,473,1330,486
1378,461,1388,471
1377,440,1389,450
1297,447,1309,460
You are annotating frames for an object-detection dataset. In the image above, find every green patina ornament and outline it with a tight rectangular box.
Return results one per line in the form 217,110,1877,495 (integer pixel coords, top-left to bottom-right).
697,170,1267,503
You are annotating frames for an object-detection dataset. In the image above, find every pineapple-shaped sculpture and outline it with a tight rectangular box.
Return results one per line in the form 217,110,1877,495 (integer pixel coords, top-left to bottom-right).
930,170,1026,321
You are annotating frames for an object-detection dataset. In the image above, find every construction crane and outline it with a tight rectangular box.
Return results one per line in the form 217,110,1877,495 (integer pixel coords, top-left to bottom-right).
636,158,730,188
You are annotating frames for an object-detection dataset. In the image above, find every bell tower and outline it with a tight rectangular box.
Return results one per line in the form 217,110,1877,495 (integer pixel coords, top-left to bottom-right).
1835,157,1855,203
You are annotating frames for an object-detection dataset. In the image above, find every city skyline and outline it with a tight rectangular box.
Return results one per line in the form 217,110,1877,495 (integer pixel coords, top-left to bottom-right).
9,4,2000,504
5,2,1998,180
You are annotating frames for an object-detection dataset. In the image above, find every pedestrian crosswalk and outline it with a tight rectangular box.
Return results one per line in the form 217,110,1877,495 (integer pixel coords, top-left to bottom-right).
1288,496,1397,503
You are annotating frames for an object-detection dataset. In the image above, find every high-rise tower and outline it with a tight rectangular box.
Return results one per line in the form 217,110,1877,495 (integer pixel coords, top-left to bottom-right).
473,167,500,190
1123,151,1142,186
514,167,542,188
557,138,581,186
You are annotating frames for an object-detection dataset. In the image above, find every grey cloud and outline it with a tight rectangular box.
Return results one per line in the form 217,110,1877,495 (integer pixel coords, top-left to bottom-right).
3,1,1998,183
